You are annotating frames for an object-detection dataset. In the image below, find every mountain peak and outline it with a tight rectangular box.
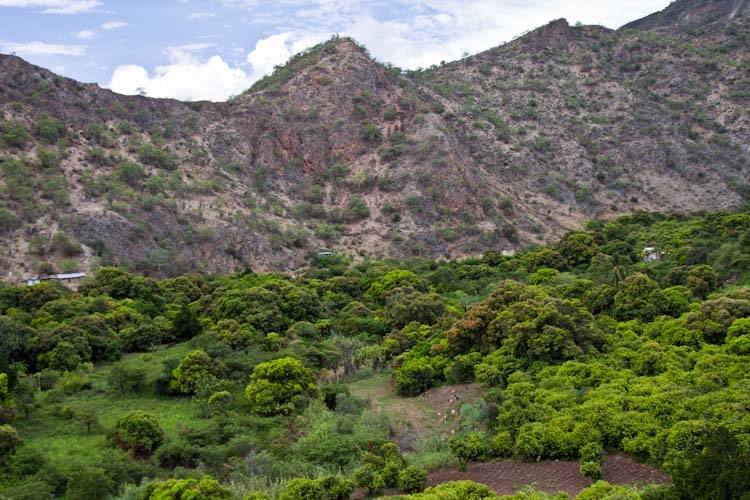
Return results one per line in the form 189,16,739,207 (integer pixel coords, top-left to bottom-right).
514,18,573,49
623,0,750,33
244,36,374,96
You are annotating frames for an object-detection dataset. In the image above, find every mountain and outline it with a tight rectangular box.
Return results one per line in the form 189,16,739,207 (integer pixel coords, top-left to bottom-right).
623,0,750,33
1,0,749,278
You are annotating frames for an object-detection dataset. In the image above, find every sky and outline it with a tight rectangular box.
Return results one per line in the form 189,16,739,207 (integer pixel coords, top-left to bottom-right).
0,0,675,102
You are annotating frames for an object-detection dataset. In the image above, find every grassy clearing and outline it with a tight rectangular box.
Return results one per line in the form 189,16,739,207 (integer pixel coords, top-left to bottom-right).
349,373,434,429
13,343,210,474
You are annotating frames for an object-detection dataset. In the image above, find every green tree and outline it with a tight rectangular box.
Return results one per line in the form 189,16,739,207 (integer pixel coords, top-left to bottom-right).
384,288,446,329
525,248,568,272
245,357,317,416
668,425,750,500
113,411,164,456
107,359,146,395
169,349,217,394
171,301,202,340
726,317,750,354
78,406,99,433
0,424,21,463
613,273,668,322
685,265,718,299
558,232,599,267
66,466,114,500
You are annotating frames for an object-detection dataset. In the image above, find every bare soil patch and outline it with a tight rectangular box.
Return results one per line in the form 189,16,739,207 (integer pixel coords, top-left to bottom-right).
426,453,670,497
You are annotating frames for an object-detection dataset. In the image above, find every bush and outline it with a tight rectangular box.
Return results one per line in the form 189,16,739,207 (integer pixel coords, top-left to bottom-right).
579,460,602,480
353,442,406,493
490,431,513,458
353,466,386,494
1,120,30,148
403,480,499,499
321,383,350,410
280,478,323,500
36,146,60,170
113,411,164,456
579,442,604,464
0,207,15,233
0,424,21,462
245,357,317,416
345,195,370,221
361,123,383,143
138,143,178,170
398,465,428,493
66,466,114,500
394,357,435,396
50,232,82,257
448,433,490,471
107,360,146,395
34,115,67,143
445,352,482,384
140,478,233,500
56,370,89,394
280,476,354,500
640,485,679,500
118,161,147,186
318,476,355,500
154,440,200,469
207,391,233,417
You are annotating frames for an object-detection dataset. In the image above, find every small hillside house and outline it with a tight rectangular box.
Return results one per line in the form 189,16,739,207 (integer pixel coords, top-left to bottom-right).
20,272,86,286
641,247,665,262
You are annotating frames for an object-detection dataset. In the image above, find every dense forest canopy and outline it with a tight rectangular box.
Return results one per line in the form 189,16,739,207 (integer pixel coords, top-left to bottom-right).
0,210,749,499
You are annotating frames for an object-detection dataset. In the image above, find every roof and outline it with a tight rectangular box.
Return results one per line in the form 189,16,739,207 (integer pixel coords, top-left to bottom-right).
47,273,87,280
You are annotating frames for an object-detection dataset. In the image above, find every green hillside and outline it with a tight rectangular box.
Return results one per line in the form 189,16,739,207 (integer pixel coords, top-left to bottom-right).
1,210,749,499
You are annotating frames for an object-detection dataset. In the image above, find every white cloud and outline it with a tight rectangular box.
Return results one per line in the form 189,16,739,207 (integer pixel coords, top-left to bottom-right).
217,0,675,69
107,0,677,101
170,42,216,52
0,40,86,56
0,0,101,14
188,12,215,20
246,31,328,80
101,21,128,30
108,47,254,102
73,29,96,39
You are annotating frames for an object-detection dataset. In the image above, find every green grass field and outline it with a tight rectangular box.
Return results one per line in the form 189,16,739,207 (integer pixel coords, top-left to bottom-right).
12,343,211,475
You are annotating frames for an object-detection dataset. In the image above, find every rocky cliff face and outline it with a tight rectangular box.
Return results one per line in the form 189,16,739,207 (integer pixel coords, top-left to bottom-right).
624,0,750,33
1,0,749,278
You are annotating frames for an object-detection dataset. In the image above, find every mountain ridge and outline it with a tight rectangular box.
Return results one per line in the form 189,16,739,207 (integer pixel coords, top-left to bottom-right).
623,0,750,32
1,1,749,278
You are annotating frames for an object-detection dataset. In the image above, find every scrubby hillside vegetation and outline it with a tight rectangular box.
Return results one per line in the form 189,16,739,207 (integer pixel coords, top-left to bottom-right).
1,0,749,278
1,210,749,499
